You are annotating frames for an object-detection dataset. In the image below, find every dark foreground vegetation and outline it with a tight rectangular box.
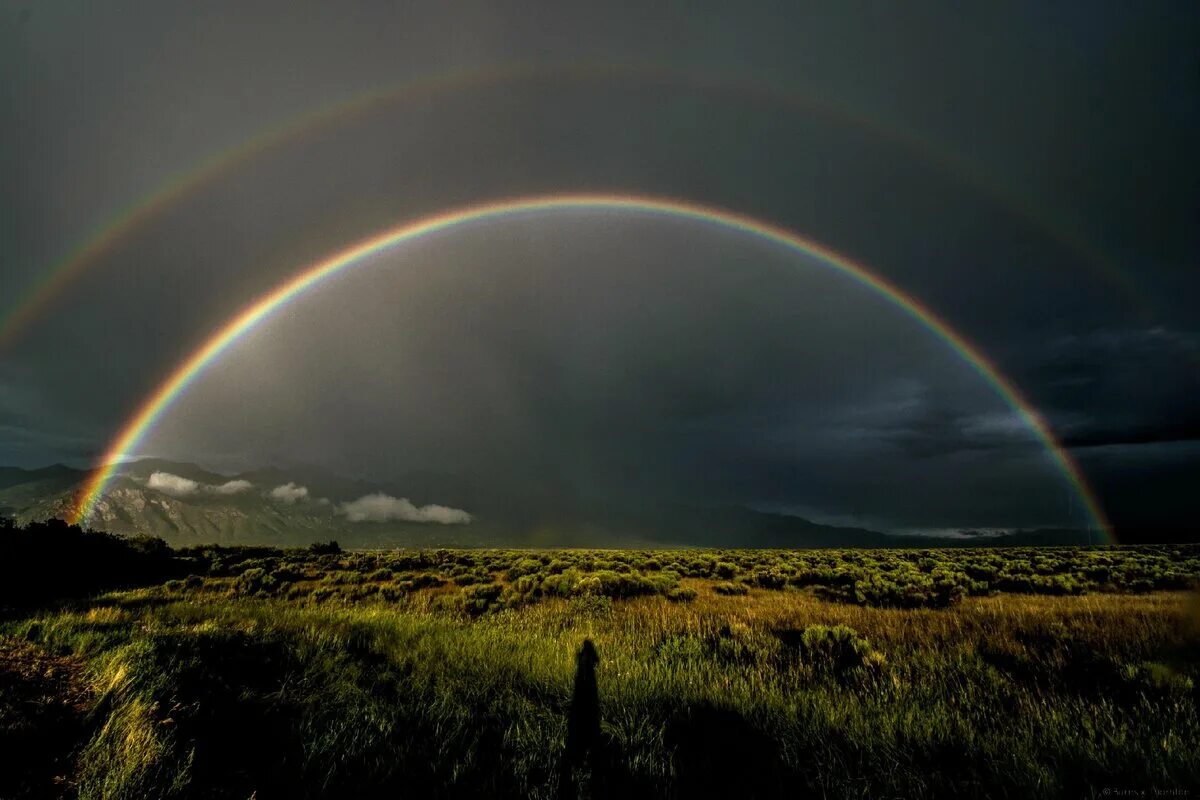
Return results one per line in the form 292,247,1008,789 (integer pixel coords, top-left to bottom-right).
1,519,1198,798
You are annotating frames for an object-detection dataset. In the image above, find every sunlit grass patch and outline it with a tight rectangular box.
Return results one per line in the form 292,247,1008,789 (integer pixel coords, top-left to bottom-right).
1,546,1197,798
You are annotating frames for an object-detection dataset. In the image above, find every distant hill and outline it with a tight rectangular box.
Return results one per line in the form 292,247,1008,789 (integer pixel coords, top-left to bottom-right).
0,459,1102,548
0,465,86,520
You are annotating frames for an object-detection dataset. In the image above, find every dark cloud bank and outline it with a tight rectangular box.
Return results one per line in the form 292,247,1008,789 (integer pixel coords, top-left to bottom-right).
1,2,1197,541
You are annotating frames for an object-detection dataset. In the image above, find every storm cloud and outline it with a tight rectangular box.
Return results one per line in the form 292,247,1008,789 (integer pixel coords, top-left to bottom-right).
1,2,1196,539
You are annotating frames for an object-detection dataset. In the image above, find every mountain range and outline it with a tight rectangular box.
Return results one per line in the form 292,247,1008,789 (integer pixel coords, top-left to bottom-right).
0,459,1097,548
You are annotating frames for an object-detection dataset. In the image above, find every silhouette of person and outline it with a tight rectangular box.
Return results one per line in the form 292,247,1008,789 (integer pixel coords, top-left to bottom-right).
565,639,601,762
560,638,602,798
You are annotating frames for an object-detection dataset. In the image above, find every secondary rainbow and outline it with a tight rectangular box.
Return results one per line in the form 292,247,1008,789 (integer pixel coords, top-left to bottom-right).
69,194,1113,539
1,62,1152,352
0,64,522,351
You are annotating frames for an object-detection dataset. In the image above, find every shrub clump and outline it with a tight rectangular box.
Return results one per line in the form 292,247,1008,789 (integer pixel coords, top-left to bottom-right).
232,567,278,597
714,561,739,579
795,625,881,674
567,593,614,618
457,583,504,615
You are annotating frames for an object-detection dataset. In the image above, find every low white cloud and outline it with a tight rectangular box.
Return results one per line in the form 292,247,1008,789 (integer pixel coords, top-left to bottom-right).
148,471,256,498
147,471,200,496
211,479,254,495
959,411,1030,440
338,493,472,524
269,482,309,503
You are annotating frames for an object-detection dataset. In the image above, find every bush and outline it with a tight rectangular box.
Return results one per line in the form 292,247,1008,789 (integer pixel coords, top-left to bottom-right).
572,570,679,599
795,625,879,674
666,587,698,602
745,570,787,590
409,573,444,590
273,566,305,583
457,583,504,615
713,582,748,596
567,593,614,617
233,567,278,596
505,558,543,581
714,561,739,579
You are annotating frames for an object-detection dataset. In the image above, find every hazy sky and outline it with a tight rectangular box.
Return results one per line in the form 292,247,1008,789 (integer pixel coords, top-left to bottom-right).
1,1,1197,537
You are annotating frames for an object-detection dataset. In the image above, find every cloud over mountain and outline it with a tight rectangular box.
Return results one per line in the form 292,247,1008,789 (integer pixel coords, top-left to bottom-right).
147,471,201,496
211,479,254,495
148,471,255,497
269,482,309,503
339,493,472,524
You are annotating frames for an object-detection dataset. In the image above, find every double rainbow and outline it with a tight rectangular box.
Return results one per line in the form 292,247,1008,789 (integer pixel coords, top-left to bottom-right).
69,194,1111,539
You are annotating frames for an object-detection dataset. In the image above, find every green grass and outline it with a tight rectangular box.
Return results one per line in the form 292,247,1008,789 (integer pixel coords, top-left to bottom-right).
2,543,1198,798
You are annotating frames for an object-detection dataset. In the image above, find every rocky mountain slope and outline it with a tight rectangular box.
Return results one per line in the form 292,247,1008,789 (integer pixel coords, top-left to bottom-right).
0,459,1095,548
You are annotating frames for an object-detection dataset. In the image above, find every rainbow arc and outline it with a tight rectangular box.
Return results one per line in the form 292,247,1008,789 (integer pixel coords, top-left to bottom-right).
69,194,1112,540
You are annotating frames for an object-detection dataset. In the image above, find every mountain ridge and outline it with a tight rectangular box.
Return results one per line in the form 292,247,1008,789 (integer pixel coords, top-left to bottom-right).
0,459,1101,548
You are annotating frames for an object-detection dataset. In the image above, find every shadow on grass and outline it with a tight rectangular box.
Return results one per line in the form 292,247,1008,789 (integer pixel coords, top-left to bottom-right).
0,638,95,799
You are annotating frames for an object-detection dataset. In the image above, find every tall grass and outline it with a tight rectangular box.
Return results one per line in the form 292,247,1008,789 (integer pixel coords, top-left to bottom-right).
5,582,1198,798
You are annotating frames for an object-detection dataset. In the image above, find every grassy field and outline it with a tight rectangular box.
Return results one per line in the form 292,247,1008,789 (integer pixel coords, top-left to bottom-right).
2,533,1198,798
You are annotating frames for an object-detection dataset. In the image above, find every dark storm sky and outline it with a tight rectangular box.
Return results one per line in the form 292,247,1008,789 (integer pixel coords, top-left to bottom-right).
1,1,1197,536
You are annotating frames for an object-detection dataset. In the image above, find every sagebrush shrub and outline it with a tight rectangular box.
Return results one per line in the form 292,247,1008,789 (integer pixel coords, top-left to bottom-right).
796,624,878,673
568,593,614,617
666,587,697,602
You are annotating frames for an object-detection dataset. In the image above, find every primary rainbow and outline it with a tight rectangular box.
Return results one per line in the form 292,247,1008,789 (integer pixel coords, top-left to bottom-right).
69,194,1112,539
